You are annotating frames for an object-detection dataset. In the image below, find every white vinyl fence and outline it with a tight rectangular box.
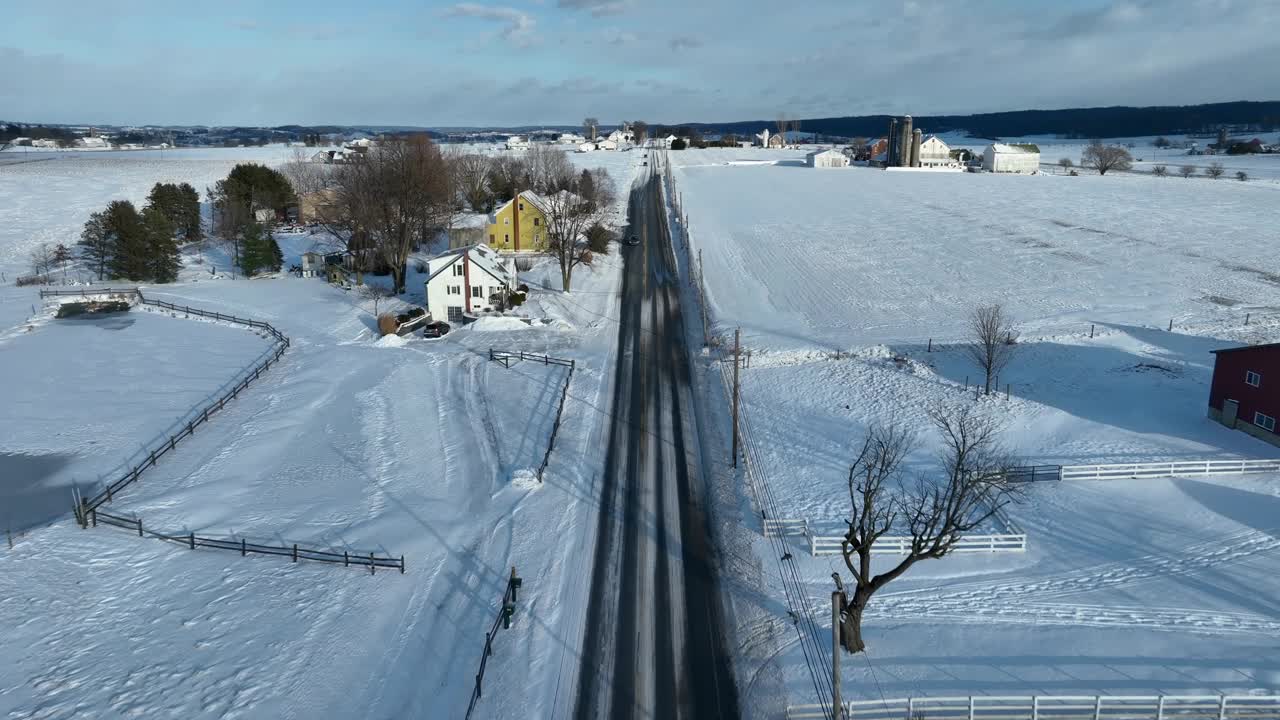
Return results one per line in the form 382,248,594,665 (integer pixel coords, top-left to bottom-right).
1060,459,1280,481
787,695,1280,720
807,533,1026,557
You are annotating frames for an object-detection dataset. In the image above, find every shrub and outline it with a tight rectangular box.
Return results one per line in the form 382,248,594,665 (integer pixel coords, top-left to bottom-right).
15,274,50,287
1236,171,1249,182
517,283,529,293
507,291,526,307
586,222,610,254
1068,170,1079,176
580,249,594,266
1152,165,1168,177
670,137,687,150
1205,162,1225,179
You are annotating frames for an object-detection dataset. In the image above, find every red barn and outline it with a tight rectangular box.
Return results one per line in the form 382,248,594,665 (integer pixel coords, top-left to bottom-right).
1208,343,1280,447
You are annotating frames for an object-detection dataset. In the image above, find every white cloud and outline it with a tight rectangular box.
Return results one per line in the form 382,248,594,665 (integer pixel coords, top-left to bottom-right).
557,0,628,17
444,3,537,46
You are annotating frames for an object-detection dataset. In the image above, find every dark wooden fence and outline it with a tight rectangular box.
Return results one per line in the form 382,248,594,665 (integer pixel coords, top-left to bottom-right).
465,567,523,719
91,509,404,573
487,349,577,482
488,348,575,369
41,288,291,515
1004,465,1063,483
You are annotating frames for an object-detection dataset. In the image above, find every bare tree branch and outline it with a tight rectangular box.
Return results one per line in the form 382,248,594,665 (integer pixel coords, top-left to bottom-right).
964,304,1018,395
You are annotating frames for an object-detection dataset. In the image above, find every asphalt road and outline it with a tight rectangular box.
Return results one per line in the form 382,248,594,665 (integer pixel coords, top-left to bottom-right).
574,156,741,720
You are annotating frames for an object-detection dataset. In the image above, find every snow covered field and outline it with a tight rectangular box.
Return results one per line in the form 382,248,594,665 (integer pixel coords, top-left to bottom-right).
0,146,646,718
665,148,1280,712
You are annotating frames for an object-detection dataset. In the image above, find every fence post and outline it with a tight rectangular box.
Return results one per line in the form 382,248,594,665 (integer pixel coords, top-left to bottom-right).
1219,696,1227,720
969,696,975,720
242,538,246,556
908,698,914,720
90,510,97,528
400,556,405,574
188,532,195,550
1032,696,1038,720
344,551,349,567
292,544,298,562
370,553,376,575
1156,696,1164,720
137,518,143,537
1093,696,1102,720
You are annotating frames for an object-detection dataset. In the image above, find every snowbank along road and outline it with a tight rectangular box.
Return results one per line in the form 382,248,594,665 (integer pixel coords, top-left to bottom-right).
574,160,741,719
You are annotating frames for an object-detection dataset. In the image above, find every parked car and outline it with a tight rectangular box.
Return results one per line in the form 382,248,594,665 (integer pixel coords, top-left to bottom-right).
423,321,451,338
626,235,640,246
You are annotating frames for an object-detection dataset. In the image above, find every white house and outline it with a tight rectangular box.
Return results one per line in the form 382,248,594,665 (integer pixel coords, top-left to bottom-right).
558,132,586,145
658,134,678,149
806,149,849,168
506,135,530,150
917,135,955,167
605,129,634,145
578,141,597,153
76,136,109,149
300,251,326,277
424,244,519,324
983,143,1041,173
595,139,618,151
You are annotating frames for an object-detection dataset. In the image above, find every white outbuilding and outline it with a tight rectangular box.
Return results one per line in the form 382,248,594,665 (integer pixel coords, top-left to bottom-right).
806,149,850,168
983,143,1041,173
918,135,955,167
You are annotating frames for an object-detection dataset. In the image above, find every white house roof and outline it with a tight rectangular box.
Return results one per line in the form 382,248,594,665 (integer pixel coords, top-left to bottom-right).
989,143,1038,154
806,149,844,158
427,244,514,287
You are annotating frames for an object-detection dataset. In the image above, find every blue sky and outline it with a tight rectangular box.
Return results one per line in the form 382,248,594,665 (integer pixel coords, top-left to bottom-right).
3,0,1279,127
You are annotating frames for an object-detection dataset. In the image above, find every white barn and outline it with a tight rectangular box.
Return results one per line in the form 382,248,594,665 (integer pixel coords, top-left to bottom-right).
506,135,530,150
918,135,955,167
983,143,1041,173
424,244,518,324
806,149,849,168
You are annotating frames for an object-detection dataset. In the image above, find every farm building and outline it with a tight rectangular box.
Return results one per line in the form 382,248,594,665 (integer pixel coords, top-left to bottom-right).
806,149,849,168
424,245,518,324
983,143,1041,173
1208,343,1280,447
917,135,954,168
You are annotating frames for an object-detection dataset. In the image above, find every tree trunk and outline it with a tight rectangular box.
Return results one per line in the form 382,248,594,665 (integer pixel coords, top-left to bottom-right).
391,263,406,295
561,264,572,292
840,604,866,654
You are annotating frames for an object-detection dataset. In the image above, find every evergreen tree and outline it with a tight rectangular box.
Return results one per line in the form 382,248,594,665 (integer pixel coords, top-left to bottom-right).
210,164,295,239
239,221,268,276
141,204,180,282
178,182,202,242
105,200,148,280
79,210,112,280
268,232,283,273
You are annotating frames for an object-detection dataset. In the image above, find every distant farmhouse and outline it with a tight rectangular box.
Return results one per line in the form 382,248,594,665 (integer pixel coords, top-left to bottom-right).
880,116,959,169
983,143,1041,173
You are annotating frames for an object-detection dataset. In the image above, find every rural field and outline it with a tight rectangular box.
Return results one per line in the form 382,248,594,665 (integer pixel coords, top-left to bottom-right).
0,145,645,719
666,148,1280,714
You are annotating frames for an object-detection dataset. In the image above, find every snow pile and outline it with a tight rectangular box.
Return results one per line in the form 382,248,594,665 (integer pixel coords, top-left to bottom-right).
468,316,532,332
373,332,408,348
510,468,541,489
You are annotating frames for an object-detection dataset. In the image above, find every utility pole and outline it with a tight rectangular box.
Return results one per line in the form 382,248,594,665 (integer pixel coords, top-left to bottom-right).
732,327,741,468
832,591,843,719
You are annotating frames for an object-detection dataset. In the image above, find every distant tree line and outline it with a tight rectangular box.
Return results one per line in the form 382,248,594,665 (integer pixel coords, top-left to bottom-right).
76,183,200,283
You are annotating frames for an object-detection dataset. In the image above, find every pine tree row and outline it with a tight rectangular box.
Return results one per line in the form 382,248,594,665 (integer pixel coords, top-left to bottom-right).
77,182,201,283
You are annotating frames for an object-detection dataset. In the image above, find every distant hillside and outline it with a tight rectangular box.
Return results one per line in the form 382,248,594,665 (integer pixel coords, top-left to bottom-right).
680,101,1280,140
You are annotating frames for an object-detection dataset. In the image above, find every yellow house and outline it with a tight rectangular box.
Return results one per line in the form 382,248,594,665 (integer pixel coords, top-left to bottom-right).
487,191,549,253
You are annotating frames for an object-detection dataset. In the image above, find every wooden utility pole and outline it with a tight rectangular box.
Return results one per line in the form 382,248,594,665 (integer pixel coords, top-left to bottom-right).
832,591,843,720
732,327,741,468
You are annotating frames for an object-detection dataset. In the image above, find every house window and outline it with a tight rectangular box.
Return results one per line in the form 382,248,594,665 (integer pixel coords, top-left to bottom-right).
471,286,482,298
519,203,524,211
504,218,510,225
533,218,540,226
489,233,495,243
448,285,460,295
504,234,509,243
453,264,464,277
1246,371,1261,387
1254,412,1276,432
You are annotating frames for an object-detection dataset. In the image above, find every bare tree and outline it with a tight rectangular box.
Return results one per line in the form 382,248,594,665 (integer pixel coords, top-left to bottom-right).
1153,136,1171,148
451,151,495,211
542,167,616,291
1179,164,1196,178
327,135,455,293
1205,162,1225,179
29,243,54,277
583,117,599,142
836,406,1016,653
1081,141,1133,175
279,146,333,198
1058,157,1074,170
1151,165,1168,177
632,121,648,145
523,145,575,195
1236,170,1249,182
775,113,788,142
964,304,1017,395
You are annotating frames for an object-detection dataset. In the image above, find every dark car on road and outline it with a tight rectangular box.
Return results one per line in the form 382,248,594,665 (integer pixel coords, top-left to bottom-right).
423,321,451,338
626,235,640,246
